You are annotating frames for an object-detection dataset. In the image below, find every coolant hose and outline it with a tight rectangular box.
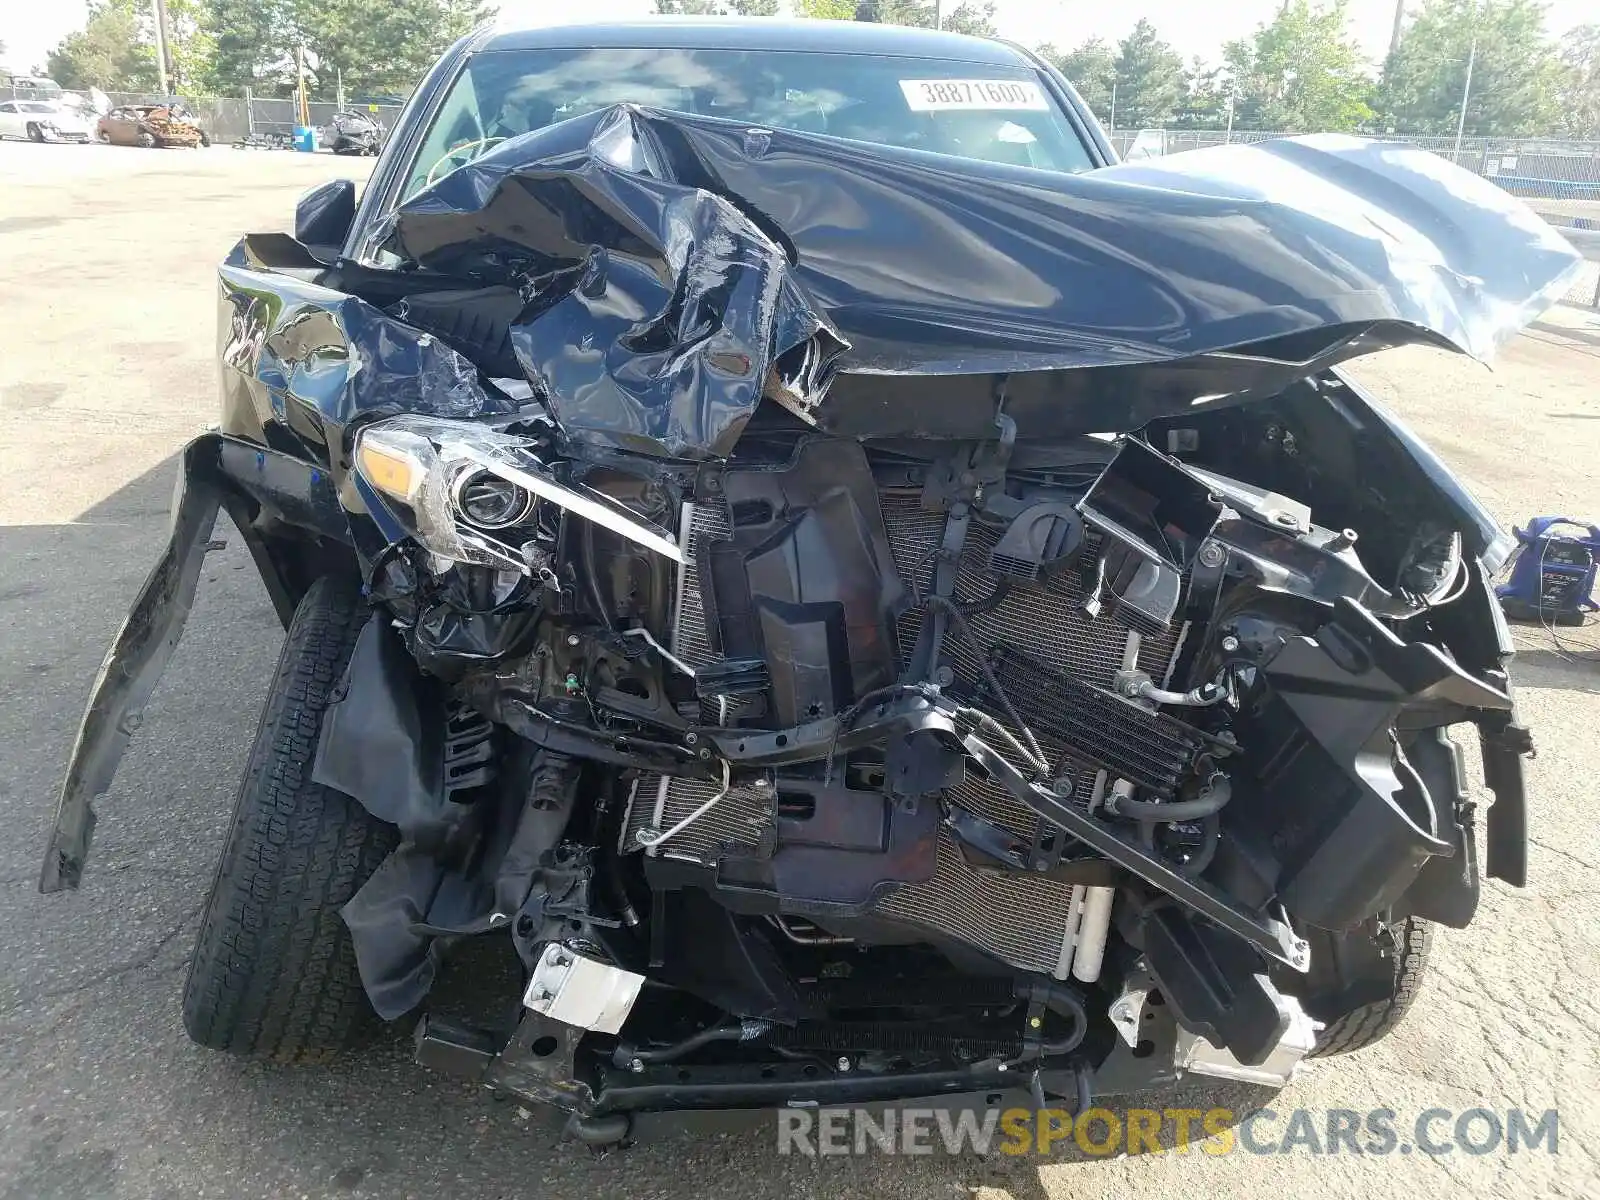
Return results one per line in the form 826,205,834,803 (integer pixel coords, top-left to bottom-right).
1013,980,1088,1055
612,1019,773,1067
1106,774,1232,822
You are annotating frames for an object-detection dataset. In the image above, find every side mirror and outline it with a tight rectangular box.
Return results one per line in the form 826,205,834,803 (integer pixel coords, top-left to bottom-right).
294,179,356,256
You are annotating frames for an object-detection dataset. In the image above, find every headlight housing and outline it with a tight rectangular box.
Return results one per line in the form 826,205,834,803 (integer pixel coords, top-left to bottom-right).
353,416,682,576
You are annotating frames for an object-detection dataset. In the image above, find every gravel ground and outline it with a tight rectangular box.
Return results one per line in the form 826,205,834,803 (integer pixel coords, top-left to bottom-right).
0,141,1597,1200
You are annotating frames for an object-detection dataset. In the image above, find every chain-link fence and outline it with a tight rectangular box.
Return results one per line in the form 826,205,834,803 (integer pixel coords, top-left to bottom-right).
96,90,405,146
1106,130,1600,307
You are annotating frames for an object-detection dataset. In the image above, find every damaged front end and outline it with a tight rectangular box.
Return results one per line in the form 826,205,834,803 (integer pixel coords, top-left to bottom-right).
46,105,1574,1123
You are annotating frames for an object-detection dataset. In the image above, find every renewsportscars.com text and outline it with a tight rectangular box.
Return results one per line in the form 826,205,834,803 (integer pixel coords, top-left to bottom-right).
776,1106,1560,1157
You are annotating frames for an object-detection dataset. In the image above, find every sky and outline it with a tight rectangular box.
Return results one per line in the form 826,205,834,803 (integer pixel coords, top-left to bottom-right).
3,0,1594,76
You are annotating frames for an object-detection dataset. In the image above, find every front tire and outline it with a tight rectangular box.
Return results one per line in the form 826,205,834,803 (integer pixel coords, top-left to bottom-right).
26,123,44,143
1275,916,1433,1057
181,576,398,1063
136,130,156,148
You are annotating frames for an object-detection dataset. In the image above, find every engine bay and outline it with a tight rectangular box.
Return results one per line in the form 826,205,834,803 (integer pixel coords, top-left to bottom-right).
298,378,1525,1117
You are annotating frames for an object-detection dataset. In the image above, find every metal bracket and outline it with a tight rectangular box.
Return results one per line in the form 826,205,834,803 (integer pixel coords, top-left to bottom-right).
524,945,646,1034
1174,992,1321,1087
961,731,1311,971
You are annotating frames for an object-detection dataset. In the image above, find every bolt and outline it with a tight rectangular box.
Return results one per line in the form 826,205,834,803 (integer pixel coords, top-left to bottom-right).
629,1058,645,1074
836,1057,852,1072
997,1063,1008,1073
1029,1016,1042,1029
1197,540,1225,568
684,732,698,745
933,665,955,687
566,633,581,646
698,748,712,760
1221,635,1241,653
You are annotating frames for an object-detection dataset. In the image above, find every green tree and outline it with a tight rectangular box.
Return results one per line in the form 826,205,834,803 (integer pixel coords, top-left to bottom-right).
1376,0,1562,135
797,0,856,17
1555,22,1600,137
1222,0,1373,132
852,0,993,34
160,0,216,93
1113,18,1184,129
656,0,781,12
46,0,161,92
296,0,488,99
941,2,997,38
198,0,484,98
1170,59,1232,130
1037,38,1115,120
199,0,292,94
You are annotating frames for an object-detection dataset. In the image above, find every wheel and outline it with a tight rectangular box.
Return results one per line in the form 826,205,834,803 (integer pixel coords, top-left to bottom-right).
198,130,211,147
26,123,43,143
136,130,156,148
181,576,399,1063
1276,916,1432,1057
97,128,111,144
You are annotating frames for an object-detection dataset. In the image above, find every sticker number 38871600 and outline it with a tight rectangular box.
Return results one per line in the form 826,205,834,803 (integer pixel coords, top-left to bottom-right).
898,79,1049,112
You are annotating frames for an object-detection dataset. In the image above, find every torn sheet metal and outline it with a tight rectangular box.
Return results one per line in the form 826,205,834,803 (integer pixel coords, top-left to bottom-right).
216,234,514,456
39,434,346,892
384,106,1580,453
382,111,846,459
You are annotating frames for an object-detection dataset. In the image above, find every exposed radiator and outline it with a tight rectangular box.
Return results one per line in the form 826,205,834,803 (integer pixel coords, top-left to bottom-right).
869,489,1179,975
624,500,775,862
877,489,1179,839
627,485,1182,978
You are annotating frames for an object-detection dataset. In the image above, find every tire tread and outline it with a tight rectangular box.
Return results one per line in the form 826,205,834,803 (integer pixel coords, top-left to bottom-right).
1310,917,1432,1057
181,577,398,1063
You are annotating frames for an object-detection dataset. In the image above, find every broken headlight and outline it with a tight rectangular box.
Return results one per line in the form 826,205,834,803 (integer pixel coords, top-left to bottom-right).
353,415,682,577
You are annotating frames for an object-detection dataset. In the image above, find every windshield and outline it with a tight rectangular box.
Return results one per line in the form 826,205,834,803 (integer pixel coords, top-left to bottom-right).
18,102,57,113
402,47,1093,201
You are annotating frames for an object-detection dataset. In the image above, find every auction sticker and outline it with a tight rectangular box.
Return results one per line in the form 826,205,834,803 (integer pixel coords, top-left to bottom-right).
899,79,1049,111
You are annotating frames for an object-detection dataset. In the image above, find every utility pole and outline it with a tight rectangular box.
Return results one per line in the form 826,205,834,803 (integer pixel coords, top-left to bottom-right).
1453,33,1477,161
1108,81,1117,134
1387,0,1405,63
151,0,171,95
934,0,942,29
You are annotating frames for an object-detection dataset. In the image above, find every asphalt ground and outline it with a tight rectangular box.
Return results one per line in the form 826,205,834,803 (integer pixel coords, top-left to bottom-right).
1,140,1597,1199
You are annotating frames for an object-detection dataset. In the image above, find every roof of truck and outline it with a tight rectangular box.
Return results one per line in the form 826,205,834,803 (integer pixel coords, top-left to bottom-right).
479,17,1030,66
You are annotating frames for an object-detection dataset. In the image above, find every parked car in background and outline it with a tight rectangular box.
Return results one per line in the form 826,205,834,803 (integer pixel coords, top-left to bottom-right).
96,104,205,148
325,109,384,155
0,98,92,142
3,74,64,101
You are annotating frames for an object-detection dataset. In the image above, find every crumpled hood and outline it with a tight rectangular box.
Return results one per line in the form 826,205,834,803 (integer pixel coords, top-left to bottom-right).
382,105,1580,457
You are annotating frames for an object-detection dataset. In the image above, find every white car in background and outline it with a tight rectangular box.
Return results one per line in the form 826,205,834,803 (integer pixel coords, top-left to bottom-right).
0,99,93,143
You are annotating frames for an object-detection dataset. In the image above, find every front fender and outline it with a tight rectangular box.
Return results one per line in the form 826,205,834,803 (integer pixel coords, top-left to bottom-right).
39,434,348,892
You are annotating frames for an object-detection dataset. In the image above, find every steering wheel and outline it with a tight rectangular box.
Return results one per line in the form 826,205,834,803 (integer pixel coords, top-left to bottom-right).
424,136,507,187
